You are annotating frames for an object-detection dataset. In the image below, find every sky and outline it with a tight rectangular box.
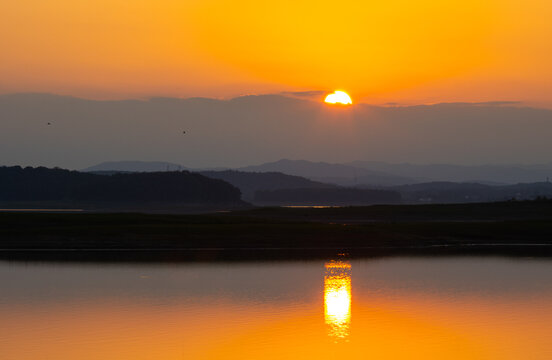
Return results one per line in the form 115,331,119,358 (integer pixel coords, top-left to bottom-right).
1,0,552,105
2,94,552,169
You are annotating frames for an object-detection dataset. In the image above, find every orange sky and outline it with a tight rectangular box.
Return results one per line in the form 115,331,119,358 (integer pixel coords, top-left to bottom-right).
1,0,551,105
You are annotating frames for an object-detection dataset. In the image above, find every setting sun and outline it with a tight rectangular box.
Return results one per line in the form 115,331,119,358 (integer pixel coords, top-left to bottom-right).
324,91,352,105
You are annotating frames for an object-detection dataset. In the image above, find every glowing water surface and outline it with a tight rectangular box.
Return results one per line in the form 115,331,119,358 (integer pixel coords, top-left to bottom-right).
324,260,351,340
1,256,551,359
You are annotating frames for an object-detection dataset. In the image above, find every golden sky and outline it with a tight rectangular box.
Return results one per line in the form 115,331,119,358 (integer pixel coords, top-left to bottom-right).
1,0,551,104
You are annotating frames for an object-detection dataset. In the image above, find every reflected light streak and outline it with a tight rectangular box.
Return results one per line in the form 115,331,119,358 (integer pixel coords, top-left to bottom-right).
324,260,352,340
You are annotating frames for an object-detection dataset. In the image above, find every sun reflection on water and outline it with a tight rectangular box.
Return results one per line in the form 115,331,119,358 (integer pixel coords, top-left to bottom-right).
324,260,352,341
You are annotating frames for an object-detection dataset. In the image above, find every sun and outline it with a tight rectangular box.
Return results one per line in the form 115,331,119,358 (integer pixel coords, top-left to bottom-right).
324,91,352,105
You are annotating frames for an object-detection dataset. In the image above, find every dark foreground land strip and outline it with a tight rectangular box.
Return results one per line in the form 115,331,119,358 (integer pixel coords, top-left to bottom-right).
2,245,552,263
230,201,552,222
2,202,552,260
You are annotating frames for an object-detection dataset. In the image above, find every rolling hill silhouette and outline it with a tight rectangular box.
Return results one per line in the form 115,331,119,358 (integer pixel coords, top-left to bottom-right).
83,161,186,172
239,159,416,186
0,166,242,205
200,170,334,201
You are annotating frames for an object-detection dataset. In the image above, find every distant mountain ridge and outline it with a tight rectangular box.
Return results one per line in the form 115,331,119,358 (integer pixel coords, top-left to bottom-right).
347,161,552,184
237,159,552,186
5,162,552,206
83,159,552,187
238,159,417,186
83,161,186,172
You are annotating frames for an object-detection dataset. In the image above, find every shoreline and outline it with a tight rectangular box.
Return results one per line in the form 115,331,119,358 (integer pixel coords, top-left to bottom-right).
2,244,552,263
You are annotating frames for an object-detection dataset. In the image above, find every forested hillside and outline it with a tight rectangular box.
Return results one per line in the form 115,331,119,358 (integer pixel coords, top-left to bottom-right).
0,166,241,203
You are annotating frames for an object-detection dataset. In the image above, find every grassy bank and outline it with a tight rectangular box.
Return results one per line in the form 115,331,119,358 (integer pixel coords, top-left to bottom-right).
1,202,552,257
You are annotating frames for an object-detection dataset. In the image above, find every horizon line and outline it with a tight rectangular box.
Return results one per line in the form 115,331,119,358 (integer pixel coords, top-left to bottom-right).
0,91,534,109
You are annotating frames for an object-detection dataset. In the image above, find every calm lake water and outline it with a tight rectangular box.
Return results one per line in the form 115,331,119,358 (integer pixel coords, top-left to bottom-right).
1,256,551,359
